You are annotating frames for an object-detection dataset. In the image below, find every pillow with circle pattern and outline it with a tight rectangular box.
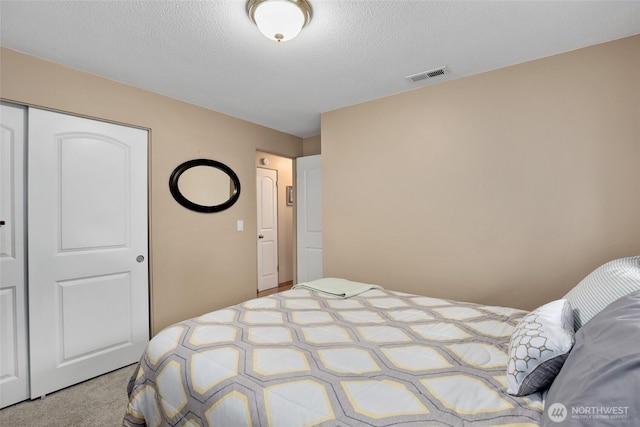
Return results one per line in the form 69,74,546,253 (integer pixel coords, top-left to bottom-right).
506,299,575,396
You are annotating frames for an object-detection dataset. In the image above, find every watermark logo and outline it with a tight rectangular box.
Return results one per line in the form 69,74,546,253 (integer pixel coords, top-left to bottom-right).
548,403,568,423
571,405,630,420
547,402,631,423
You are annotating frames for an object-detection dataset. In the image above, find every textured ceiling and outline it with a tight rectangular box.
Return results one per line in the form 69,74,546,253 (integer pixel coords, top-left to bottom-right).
1,1,639,137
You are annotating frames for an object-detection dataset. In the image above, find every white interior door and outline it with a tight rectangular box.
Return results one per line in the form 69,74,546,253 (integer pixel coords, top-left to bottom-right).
296,155,322,283
28,108,149,398
0,102,30,408
257,168,278,292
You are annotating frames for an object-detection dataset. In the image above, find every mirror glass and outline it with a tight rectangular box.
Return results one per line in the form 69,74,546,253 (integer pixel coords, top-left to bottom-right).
169,159,241,213
177,166,234,206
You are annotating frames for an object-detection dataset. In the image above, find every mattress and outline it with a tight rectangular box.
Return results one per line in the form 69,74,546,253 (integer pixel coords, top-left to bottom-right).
124,287,544,426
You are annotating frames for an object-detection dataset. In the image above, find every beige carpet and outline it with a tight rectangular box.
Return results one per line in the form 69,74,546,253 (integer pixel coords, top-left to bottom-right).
0,364,137,427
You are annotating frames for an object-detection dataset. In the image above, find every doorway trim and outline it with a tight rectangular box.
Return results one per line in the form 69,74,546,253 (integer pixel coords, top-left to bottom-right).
255,151,294,293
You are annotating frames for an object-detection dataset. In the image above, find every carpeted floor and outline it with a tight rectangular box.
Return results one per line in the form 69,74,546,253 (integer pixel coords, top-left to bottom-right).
0,364,136,427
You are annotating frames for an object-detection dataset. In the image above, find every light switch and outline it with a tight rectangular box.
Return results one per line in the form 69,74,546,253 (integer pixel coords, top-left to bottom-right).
237,220,244,231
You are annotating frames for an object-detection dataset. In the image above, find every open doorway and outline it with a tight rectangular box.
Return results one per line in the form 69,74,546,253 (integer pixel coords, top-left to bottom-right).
256,152,294,296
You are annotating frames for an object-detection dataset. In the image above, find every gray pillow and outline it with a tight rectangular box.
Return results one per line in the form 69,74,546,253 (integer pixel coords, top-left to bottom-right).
542,290,640,426
563,256,640,330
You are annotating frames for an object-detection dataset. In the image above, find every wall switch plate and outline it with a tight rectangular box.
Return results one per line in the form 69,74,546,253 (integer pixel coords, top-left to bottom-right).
237,220,244,231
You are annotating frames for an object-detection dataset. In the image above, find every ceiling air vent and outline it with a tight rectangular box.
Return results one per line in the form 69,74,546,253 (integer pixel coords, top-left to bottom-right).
406,66,447,83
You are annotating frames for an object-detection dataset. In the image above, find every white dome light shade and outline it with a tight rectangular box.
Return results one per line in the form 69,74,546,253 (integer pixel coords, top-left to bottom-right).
248,0,312,42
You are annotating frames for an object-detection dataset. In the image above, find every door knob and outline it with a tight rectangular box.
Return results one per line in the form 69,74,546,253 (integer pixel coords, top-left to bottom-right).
136,255,145,263
258,235,264,239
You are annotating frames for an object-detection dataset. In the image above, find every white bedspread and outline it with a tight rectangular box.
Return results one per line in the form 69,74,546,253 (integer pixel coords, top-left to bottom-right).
125,288,544,426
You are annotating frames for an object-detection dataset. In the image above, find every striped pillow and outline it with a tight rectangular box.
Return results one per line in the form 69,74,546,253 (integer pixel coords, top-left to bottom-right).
563,256,640,330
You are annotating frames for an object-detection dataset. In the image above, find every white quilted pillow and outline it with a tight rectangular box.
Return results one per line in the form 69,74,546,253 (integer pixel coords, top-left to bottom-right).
563,256,640,330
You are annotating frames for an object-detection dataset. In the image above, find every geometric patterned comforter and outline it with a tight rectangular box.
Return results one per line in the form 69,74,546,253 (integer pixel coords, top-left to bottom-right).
124,288,544,426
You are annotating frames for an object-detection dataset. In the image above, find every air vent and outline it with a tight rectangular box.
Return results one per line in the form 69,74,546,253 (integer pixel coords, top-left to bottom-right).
406,66,447,83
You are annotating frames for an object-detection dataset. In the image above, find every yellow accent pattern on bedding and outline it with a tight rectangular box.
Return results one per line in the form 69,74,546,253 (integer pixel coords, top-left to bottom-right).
124,288,543,426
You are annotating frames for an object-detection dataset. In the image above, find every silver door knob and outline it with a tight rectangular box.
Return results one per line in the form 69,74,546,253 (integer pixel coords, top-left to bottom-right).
136,255,145,263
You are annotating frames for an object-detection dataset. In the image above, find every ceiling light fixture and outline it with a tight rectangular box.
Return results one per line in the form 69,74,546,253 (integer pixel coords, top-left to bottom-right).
247,0,312,42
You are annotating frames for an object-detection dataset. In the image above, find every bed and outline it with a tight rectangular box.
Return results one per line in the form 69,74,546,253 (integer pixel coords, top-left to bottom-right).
124,257,640,427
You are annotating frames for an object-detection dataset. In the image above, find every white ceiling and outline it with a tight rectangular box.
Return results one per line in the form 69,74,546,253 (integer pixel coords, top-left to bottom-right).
1,1,639,138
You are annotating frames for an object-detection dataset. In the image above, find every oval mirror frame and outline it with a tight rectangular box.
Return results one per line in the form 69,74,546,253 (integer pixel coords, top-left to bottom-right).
169,159,241,213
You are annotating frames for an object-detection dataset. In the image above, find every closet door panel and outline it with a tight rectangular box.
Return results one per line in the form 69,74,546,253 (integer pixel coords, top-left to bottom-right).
59,134,129,249
0,102,29,408
28,108,149,398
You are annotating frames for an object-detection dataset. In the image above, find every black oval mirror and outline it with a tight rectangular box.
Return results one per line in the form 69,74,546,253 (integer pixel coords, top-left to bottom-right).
169,159,241,213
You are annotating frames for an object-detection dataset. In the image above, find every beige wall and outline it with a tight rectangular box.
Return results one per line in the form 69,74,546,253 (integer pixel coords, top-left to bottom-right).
0,47,303,334
322,35,640,311
255,152,294,284
303,135,321,156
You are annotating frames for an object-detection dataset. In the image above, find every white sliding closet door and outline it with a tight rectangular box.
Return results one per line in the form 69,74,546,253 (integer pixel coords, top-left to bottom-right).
28,108,149,398
0,103,29,408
